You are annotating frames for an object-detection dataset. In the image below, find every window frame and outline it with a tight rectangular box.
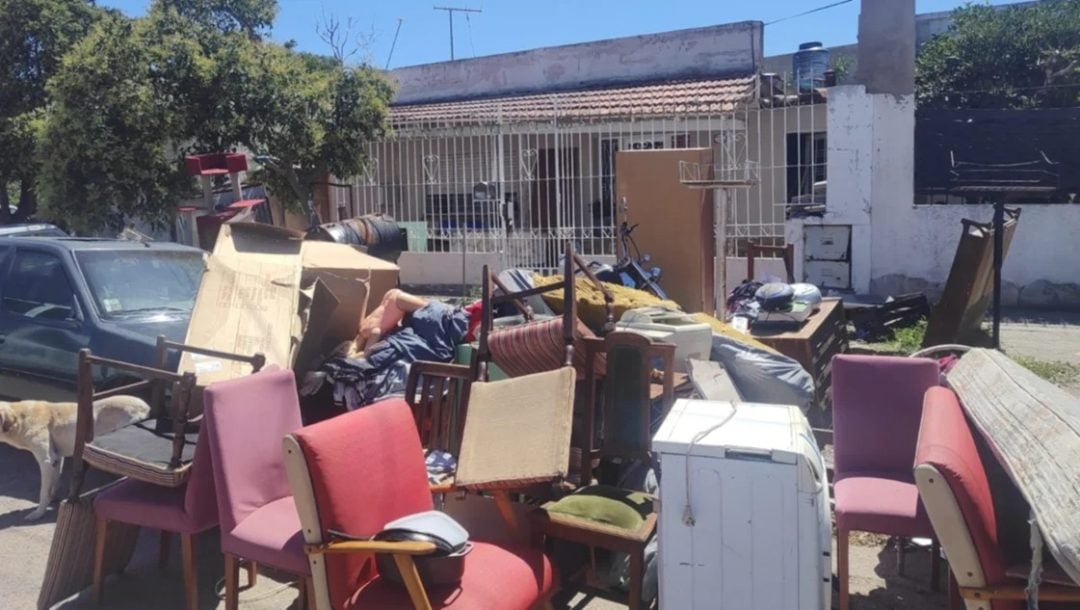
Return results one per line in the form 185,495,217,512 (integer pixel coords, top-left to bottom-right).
0,247,84,325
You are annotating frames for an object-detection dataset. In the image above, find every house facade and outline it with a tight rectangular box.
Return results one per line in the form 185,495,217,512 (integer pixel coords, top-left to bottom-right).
325,21,827,281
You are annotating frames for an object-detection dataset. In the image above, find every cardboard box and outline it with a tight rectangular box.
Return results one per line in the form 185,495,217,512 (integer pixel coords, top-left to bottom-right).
181,223,399,385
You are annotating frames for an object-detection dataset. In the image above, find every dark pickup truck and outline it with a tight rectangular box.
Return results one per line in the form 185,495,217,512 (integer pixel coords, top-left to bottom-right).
0,237,205,401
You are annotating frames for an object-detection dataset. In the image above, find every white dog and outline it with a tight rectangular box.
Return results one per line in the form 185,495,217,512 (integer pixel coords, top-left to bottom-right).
0,396,150,520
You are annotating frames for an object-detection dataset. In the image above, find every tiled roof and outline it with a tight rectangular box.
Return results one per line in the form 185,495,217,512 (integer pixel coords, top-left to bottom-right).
390,76,757,125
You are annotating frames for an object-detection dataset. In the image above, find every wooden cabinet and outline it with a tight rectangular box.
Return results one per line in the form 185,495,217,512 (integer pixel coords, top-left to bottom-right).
750,298,848,406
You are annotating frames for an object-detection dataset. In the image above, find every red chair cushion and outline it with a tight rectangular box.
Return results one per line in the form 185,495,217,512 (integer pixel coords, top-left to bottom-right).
293,401,434,609
916,387,1009,587
834,476,933,537
344,541,555,610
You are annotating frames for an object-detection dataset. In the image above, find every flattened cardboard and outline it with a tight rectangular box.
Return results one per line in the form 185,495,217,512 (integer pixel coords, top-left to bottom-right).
181,223,401,384
182,223,302,385
300,240,399,356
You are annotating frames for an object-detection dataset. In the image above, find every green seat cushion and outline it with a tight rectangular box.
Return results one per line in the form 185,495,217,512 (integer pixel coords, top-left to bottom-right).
547,485,653,531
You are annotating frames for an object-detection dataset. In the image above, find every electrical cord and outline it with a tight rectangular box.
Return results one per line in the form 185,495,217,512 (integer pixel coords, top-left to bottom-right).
682,401,740,527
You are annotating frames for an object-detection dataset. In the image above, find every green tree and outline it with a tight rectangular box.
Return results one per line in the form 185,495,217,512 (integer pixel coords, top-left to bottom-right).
916,1,1080,109
0,0,101,223
32,0,393,233
37,13,192,233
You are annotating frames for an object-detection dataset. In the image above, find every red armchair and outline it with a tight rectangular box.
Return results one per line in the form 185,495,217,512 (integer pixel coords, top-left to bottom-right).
915,387,1080,610
832,354,942,610
283,399,556,609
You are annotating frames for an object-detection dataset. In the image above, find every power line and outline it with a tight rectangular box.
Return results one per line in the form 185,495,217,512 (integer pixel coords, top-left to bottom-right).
433,6,481,61
465,11,476,58
764,0,854,26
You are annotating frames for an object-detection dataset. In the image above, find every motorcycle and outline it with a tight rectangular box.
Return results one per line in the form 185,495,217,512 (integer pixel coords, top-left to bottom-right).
587,221,668,300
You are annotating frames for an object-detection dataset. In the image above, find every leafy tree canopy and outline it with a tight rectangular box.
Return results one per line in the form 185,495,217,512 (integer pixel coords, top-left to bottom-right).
3,0,393,233
0,0,101,223
917,0,1080,109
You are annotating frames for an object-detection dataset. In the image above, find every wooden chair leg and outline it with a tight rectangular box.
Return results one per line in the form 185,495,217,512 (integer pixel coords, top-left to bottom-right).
628,547,645,610
180,533,198,610
224,553,240,610
93,517,109,606
930,538,941,591
245,560,258,587
159,530,172,570
838,528,850,610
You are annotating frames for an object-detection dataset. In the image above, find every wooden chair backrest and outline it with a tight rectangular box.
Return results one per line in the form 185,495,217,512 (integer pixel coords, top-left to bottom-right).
71,338,266,499
405,361,473,457
476,242,578,381
746,240,795,283
487,251,616,334
582,332,676,465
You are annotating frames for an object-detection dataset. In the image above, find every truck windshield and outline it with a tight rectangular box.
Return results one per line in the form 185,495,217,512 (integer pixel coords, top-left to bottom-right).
75,250,205,319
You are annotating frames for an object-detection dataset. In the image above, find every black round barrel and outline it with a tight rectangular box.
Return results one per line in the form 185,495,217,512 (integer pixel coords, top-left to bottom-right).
306,215,406,264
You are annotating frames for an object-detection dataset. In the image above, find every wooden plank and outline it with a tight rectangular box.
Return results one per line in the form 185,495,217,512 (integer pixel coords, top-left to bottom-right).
949,348,1080,585
686,359,742,401
924,213,1019,346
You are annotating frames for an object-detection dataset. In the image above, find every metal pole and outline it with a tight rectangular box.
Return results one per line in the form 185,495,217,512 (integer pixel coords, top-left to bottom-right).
716,189,728,318
434,7,481,61
992,199,1004,349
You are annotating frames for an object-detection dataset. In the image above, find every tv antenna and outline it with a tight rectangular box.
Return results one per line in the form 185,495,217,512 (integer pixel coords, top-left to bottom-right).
385,17,404,69
433,6,481,60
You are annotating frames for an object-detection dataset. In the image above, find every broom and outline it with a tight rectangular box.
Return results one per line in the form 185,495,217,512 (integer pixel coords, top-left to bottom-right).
37,473,139,609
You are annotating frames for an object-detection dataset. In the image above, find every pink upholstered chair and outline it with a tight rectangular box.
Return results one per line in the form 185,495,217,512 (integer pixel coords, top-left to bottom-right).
916,387,1080,610
92,430,217,610
282,399,557,609
203,368,311,609
832,354,941,610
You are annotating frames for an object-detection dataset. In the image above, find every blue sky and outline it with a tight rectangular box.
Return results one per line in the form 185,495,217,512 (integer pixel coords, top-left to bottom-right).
99,0,1029,69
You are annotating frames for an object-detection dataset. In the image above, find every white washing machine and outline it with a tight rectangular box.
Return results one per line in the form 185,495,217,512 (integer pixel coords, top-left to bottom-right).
652,399,831,610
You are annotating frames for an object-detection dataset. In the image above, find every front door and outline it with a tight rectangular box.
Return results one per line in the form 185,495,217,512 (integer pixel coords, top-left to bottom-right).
529,147,580,269
0,248,90,401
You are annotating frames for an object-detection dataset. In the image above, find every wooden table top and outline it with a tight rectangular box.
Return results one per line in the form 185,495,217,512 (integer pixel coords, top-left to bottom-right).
749,297,843,341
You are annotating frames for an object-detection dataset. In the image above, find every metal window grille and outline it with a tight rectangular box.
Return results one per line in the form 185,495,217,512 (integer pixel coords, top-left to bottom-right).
328,73,826,272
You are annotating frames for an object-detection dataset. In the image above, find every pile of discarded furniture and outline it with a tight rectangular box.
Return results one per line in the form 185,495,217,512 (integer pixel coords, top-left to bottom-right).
34,211,1077,610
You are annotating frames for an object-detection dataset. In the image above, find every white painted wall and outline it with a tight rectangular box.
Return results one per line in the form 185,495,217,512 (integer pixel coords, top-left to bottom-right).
789,84,1080,307
871,204,1080,306
398,252,503,285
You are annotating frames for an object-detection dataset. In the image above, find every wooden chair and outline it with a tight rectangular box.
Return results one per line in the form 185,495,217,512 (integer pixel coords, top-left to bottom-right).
405,361,473,494
916,386,1080,610
284,400,558,610
487,250,616,334
746,240,795,283
534,331,676,610
73,338,265,490
477,243,578,381
75,339,264,610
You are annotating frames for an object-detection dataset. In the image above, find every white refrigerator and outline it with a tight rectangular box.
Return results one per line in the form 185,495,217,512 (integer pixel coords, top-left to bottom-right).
652,399,831,610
